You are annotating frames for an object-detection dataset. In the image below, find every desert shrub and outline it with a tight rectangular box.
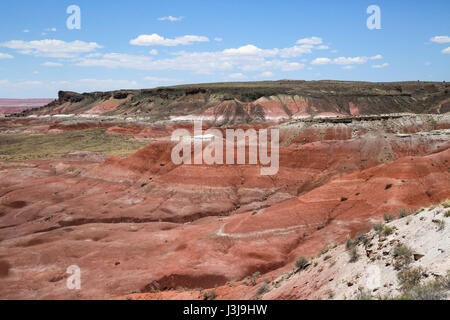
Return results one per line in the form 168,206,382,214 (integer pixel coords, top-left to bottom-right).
294,256,309,270
398,267,423,290
408,282,447,300
355,289,373,300
317,244,336,257
348,247,359,263
373,222,384,233
441,199,450,208
399,272,448,300
381,225,395,236
257,281,270,295
398,208,412,218
440,272,450,290
393,243,413,269
383,213,395,222
432,219,445,231
203,290,217,300
355,233,370,246
325,289,334,299
345,239,354,250
444,210,450,218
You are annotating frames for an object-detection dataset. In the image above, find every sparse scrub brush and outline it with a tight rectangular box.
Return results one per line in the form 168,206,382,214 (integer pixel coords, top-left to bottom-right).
257,281,270,295
294,256,309,270
383,213,395,222
398,208,412,218
441,199,450,208
397,267,423,291
373,222,384,233
381,225,395,236
348,247,359,263
393,243,413,269
203,290,217,300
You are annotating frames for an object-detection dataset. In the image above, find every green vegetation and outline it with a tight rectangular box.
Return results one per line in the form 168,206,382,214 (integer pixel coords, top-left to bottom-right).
383,213,395,222
441,199,450,208
0,128,148,162
373,222,384,233
381,225,395,236
348,247,359,263
398,208,412,218
294,256,309,270
373,222,395,236
203,290,217,300
393,243,413,270
397,269,449,300
398,267,423,290
257,281,270,295
317,244,337,257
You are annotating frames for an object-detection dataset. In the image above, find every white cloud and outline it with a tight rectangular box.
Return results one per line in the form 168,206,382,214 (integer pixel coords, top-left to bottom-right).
57,79,140,92
370,54,383,60
130,34,209,46
311,57,331,65
430,36,450,44
316,45,329,50
425,61,431,66
333,56,369,65
0,53,14,59
371,62,389,69
76,45,305,74
1,39,102,58
222,44,314,59
342,65,355,70
23,29,30,33
42,61,63,67
45,28,57,32
144,76,181,84
296,37,322,45
223,44,267,55
442,47,450,54
311,55,383,65
229,73,246,79
149,49,158,55
214,37,223,42
158,16,183,22
260,71,274,78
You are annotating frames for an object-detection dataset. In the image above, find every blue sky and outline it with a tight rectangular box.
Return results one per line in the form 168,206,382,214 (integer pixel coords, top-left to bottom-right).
0,0,449,98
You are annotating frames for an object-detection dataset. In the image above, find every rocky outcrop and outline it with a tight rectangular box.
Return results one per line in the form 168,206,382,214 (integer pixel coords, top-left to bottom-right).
18,81,450,123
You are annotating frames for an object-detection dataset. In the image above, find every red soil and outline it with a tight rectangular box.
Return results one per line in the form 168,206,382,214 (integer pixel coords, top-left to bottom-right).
0,117,449,299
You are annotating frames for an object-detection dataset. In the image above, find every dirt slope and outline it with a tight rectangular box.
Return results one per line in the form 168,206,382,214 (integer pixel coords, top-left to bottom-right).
0,114,449,299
